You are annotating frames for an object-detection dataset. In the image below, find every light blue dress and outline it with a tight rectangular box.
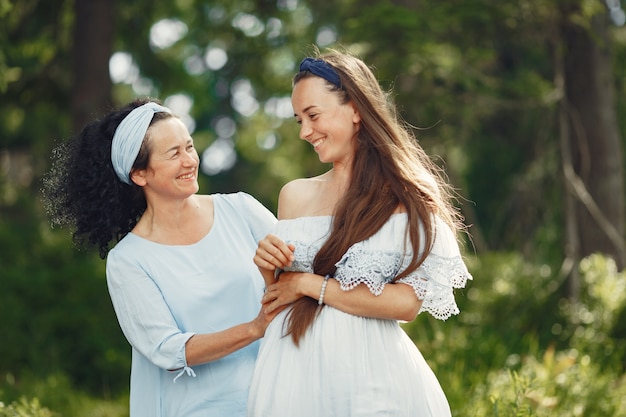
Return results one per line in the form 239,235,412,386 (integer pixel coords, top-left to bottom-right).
106,192,276,417
248,213,472,417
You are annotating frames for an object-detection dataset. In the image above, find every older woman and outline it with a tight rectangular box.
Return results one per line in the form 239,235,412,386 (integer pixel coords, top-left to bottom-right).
43,99,280,417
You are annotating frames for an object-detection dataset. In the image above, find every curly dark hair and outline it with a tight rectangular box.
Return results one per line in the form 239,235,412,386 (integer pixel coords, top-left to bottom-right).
41,98,173,258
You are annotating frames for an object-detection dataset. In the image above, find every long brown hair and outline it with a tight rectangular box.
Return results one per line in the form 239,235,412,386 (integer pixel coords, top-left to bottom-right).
285,50,463,346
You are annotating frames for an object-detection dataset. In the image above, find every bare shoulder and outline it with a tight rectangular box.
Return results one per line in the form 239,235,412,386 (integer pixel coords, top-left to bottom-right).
277,177,327,219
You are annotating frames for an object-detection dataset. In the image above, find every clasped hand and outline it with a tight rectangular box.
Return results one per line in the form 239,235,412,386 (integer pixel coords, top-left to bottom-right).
254,233,306,313
262,271,310,313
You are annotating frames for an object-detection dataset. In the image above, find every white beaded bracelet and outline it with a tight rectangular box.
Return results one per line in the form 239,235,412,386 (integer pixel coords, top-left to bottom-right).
318,275,330,305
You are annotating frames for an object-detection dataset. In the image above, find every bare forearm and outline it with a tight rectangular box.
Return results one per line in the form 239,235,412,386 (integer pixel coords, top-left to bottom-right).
300,274,422,321
184,321,263,366
260,267,276,288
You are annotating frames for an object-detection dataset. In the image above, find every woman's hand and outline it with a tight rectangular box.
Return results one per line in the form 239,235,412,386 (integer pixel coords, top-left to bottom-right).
254,234,295,271
249,299,288,337
262,271,309,313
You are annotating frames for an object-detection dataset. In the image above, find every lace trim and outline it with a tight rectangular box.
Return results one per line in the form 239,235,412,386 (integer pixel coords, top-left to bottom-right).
398,275,463,320
285,240,472,321
286,240,322,273
335,246,401,295
335,246,471,321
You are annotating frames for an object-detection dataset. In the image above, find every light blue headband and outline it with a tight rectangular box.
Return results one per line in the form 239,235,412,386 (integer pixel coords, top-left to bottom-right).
111,102,171,184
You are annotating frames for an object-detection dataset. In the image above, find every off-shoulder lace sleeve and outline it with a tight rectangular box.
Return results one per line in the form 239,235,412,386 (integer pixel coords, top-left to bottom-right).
333,215,472,321
397,252,471,320
396,216,472,320
333,244,471,321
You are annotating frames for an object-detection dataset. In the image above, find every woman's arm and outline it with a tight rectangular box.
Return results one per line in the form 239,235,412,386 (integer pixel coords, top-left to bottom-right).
263,272,422,322
184,303,282,366
108,251,282,371
255,235,421,322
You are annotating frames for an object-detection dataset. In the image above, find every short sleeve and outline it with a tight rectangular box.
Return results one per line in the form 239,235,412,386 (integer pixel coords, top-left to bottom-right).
232,192,277,242
396,216,472,320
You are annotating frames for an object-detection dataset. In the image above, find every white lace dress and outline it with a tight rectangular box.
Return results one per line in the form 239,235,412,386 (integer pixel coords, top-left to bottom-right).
247,213,471,417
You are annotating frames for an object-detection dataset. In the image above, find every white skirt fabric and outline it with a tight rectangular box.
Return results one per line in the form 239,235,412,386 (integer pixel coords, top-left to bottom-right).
247,305,451,417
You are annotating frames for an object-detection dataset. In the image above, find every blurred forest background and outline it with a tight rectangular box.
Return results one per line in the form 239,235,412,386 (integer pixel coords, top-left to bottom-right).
1,0,626,415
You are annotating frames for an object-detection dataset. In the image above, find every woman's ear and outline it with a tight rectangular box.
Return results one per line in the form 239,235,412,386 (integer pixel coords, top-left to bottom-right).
350,102,361,124
130,169,147,187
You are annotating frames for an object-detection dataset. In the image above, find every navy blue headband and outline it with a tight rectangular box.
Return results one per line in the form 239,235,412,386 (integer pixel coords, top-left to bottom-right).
299,57,341,88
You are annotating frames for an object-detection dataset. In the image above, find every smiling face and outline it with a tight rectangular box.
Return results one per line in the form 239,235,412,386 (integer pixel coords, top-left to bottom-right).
292,76,361,166
130,117,200,200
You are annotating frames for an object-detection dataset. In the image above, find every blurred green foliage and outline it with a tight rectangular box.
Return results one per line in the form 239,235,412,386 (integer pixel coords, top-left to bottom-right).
0,188,129,395
0,373,128,417
0,397,55,417
404,253,626,417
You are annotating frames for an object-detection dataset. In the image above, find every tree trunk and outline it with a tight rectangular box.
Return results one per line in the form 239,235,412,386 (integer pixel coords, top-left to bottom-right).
71,0,114,133
560,3,625,290
554,39,581,300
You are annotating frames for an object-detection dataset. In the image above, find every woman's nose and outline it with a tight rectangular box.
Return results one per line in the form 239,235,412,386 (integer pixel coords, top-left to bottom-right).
299,122,312,140
183,150,198,166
